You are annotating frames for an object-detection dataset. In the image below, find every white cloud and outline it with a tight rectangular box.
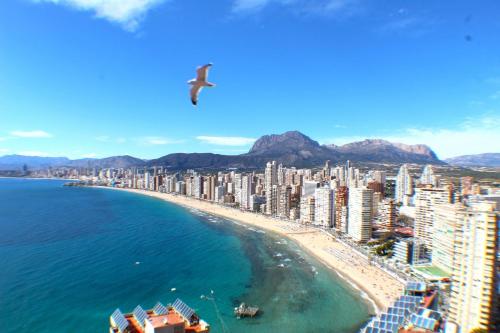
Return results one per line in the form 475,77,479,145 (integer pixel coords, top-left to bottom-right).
95,135,127,143
233,0,270,12
33,0,166,31
141,136,183,145
10,130,53,138
0,148,9,154
232,0,358,14
322,115,500,159
17,151,51,157
82,153,98,158
196,136,256,146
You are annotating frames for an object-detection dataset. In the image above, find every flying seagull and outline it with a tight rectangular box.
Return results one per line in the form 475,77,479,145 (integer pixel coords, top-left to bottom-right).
188,63,215,106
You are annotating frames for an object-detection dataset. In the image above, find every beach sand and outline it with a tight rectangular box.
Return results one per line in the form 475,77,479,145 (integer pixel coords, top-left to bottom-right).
101,187,404,312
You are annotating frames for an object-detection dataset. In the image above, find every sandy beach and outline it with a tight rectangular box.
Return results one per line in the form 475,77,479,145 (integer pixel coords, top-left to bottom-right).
100,187,404,312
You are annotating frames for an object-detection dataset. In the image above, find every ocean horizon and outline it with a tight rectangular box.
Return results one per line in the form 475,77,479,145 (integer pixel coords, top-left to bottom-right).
0,178,373,332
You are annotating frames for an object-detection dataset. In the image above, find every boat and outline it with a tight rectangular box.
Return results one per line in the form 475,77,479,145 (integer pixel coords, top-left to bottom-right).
234,303,259,318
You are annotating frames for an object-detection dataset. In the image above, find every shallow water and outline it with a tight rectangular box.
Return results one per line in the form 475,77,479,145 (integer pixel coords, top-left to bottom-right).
0,178,372,332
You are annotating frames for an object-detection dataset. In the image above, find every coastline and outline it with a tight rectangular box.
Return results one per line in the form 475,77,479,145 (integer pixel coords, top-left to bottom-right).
96,186,404,313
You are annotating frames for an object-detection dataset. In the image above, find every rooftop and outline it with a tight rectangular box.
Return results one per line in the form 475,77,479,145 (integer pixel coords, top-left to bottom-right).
110,299,210,333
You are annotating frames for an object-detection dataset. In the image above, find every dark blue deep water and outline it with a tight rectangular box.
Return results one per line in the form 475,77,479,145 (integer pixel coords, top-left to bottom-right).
0,178,372,332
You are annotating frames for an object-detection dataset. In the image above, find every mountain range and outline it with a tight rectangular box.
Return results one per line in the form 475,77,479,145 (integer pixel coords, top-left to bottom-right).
0,131,442,171
444,153,500,167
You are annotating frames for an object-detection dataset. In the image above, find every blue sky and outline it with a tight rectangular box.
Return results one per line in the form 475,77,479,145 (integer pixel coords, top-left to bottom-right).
0,0,499,160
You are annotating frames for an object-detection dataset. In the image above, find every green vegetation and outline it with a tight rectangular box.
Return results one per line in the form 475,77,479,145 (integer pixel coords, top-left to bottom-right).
369,239,396,257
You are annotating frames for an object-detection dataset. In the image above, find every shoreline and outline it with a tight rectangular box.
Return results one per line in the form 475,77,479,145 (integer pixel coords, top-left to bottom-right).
96,186,404,313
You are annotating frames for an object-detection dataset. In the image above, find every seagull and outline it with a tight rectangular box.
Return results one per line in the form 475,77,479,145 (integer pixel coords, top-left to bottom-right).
188,63,215,106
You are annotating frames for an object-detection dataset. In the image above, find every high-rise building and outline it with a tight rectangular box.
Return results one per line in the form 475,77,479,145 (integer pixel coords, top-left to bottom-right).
348,187,373,242
414,187,450,253
234,173,242,204
241,175,252,210
314,187,335,228
300,196,315,224
206,175,216,201
277,163,285,185
448,200,499,332
277,185,292,218
193,175,203,199
395,164,413,205
265,161,277,215
460,176,474,197
420,164,438,187
144,172,151,190
376,198,396,231
335,186,348,231
431,203,460,275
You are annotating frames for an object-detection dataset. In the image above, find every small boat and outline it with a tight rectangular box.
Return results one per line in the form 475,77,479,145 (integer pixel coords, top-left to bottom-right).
171,288,176,292
234,303,259,318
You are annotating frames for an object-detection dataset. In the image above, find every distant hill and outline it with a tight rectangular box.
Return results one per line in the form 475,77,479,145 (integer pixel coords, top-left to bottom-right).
0,155,70,171
0,131,443,171
327,139,439,164
444,153,500,167
0,154,145,171
69,155,145,169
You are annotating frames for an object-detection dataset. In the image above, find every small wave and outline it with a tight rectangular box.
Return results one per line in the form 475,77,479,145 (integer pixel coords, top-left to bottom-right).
283,258,291,262
274,253,283,257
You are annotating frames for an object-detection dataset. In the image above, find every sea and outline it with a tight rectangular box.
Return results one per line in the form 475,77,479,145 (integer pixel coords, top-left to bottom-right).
0,178,373,332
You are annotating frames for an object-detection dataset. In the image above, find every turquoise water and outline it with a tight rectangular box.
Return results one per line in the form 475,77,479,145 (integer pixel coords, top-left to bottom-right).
0,178,372,332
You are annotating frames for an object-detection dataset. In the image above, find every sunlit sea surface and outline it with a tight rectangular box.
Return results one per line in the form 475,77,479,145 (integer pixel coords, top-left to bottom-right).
0,178,372,332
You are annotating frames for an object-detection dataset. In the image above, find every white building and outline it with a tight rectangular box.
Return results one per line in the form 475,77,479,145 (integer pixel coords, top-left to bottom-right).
300,196,315,224
448,200,499,332
314,187,335,228
395,164,413,205
265,161,277,215
420,164,438,187
414,187,450,254
348,187,373,242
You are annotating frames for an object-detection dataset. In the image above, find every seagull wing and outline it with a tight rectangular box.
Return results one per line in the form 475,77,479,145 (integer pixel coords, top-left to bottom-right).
190,85,203,106
196,63,212,82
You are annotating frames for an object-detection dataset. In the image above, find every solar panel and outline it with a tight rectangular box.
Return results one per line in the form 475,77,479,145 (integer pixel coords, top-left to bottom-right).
172,299,195,323
153,302,168,315
111,309,129,333
406,281,426,292
133,305,148,329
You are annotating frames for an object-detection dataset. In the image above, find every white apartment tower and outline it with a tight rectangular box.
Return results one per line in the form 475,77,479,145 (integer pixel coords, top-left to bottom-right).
395,164,413,205
300,196,315,224
265,161,277,215
448,200,499,332
432,203,460,275
241,175,252,210
348,187,373,242
314,187,335,228
414,187,450,254
420,164,438,187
